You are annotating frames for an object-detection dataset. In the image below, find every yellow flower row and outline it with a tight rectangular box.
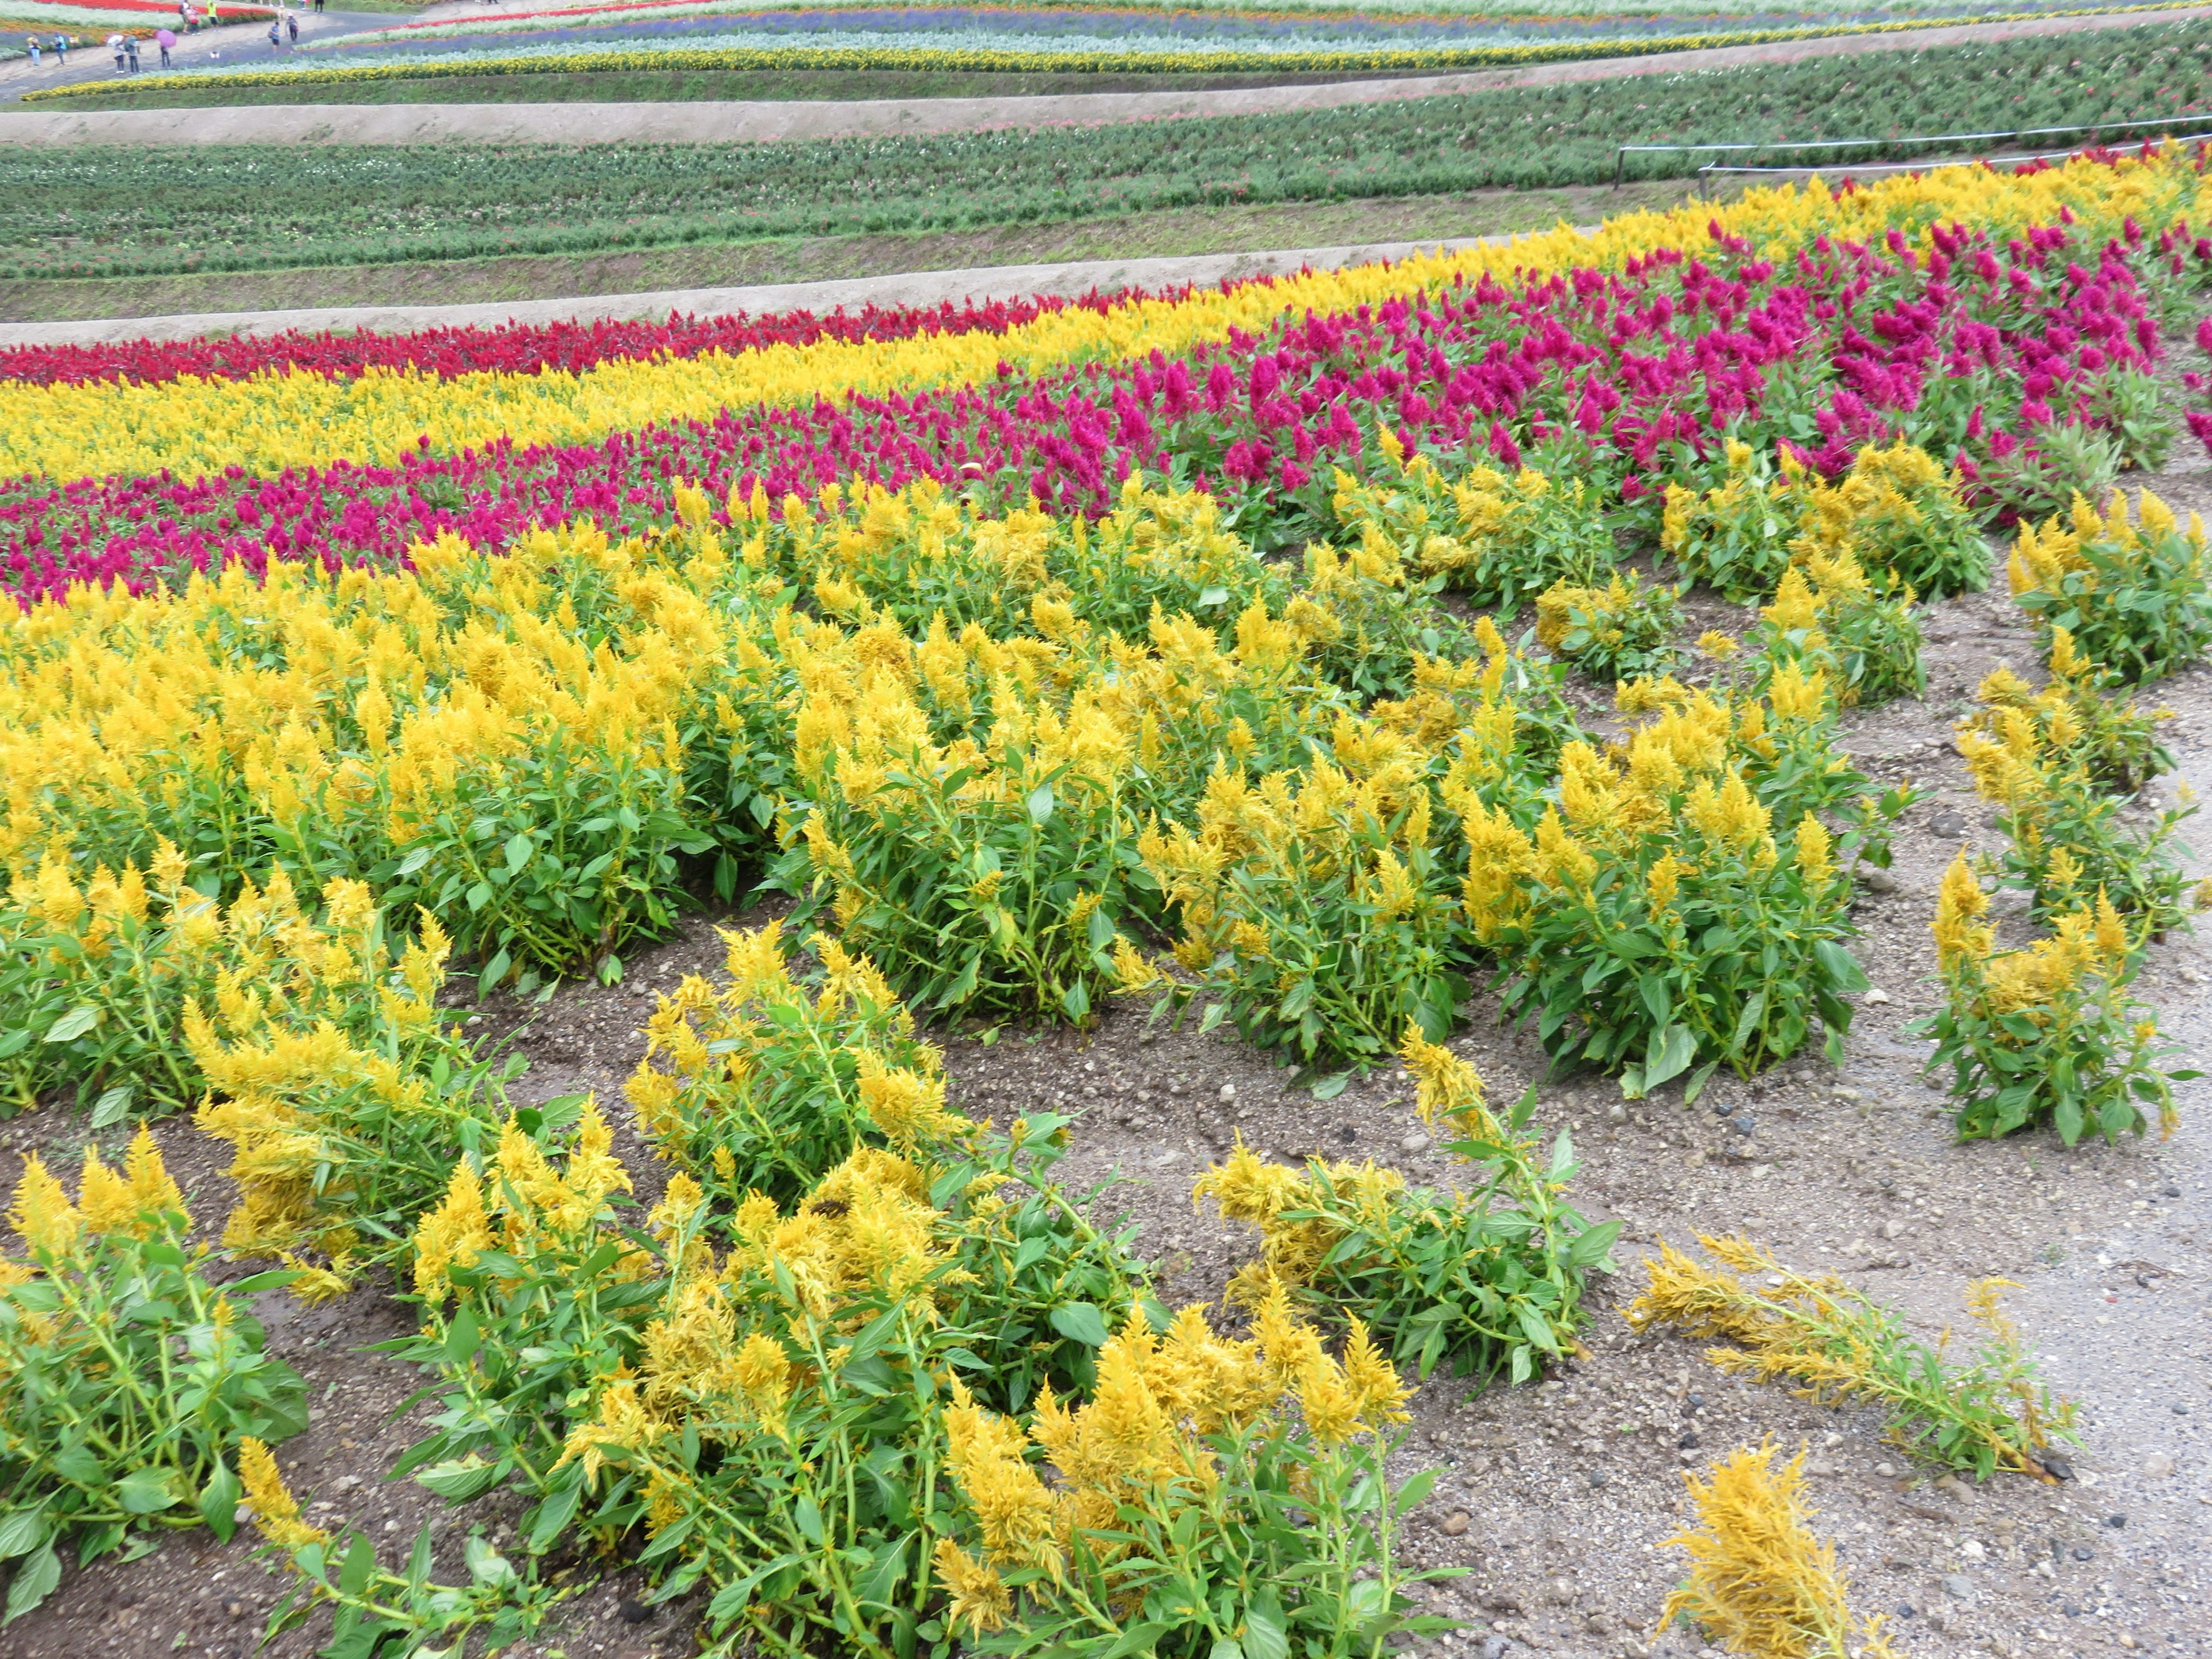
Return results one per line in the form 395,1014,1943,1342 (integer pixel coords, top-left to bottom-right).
0,151,2195,488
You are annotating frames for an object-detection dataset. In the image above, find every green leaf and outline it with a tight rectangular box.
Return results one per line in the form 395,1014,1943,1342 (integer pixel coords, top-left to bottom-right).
1060,978,1092,1023
116,1467,180,1515
1566,1219,1623,1270
1643,1023,1697,1089
1100,1621,1172,1659
1050,1302,1111,1347
199,1460,241,1543
1025,783,1055,825
88,1085,132,1130
339,1532,377,1598
3,1542,59,1625
1243,1589,1290,1659
442,1305,482,1366
1308,1070,1351,1101
1815,938,1872,993
1390,1469,1440,1519
395,845,433,877
527,1476,582,1555
414,1456,509,1502
1516,1301,1562,1354
0,1511,47,1562
505,832,534,874
41,1006,99,1044
793,1495,826,1548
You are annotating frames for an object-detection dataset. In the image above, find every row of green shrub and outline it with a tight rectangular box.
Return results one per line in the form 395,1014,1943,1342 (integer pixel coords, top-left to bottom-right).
8,15,2212,281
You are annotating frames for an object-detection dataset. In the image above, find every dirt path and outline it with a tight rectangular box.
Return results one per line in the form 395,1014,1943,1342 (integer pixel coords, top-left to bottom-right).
2,1,2210,138
0,8,403,104
0,229,1537,346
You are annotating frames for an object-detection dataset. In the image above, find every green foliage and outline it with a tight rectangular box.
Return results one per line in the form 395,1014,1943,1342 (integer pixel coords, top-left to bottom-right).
13,18,2212,276
1629,1233,2077,1478
1660,442,1795,601
1332,453,1617,616
1978,422,2124,529
0,1134,306,1624
2009,487,2212,685
1744,554,1924,708
1137,743,1467,1071
2082,366,2179,473
1535,570,1683,682
1198,1048,1618,1383
1465,677,1876,1097
1918,857,2191,1145
254,1516,566,1659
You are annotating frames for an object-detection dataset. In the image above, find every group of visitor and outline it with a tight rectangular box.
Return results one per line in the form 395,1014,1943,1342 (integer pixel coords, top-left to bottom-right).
24,0,319,76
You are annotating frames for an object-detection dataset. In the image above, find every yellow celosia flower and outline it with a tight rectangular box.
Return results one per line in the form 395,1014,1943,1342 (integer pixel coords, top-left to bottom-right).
7,1154,80,1256
934,1540,1014,1637
240,1437,331,1552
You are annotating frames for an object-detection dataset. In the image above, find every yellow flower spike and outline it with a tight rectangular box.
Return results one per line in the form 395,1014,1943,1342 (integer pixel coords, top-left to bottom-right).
945,1379,1065,1575
1793,815,1836,887
7,1153,81,1256
411,1161,493,1303
239,1437,332,1553
1931,853,1993,972
1699,630,1741,660
934,1540,1013,1638
1658,1439,1895,1659
77,1145,139,1237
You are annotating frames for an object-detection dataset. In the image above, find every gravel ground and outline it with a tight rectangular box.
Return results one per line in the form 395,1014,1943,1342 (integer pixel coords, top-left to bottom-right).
3,378,2212,1659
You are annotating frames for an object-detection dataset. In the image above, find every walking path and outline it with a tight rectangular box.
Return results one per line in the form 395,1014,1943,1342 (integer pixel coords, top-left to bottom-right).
0,232,1541,347
1,2,2209,139
0,8,395,105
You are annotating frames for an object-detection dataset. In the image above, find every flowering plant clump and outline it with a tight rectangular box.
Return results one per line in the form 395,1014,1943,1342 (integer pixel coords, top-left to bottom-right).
1463,673,1870,1098
181,877,527,1295
1790,438,1988,599
1332,446,1617,616
2008,490,2212,684
1658,1440,1903,1659
1741,548,1923,708
1534,570,1683,683
0,1131,307,1622
1195,1028,1618,1382
1628,1233,2077,1476
1137,731,1464,1070
1916,854,2190,1145
1661,440,1797,601
1955,699,2203,929
1964,626,2174,794
933,1286,1452,1658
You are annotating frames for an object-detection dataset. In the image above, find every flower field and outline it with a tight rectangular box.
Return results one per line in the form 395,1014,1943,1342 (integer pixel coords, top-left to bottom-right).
13,14,2212,283
4,140,2211,1654
33,0,2212,98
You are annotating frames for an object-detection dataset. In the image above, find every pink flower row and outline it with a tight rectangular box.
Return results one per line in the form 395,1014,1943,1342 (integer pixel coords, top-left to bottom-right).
0,217,2180,606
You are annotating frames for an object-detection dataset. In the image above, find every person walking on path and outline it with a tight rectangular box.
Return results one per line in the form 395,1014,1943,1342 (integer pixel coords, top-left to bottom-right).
107,31,124,70
51,32,65,62
25,35,37,66
155,26,175,66
313,0,323,12
267,17,281,51
124,32,139,70
285,12,297,44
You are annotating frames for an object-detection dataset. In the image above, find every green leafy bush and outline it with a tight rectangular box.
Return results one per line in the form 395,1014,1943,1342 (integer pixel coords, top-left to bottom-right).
1791,440,1989,599
1333,449,1616,616
1957,701,2202,929
1463,676,1870,1098
1196,1028,1616,1382
0,1131,306,1623
2008,488,2212,684
1535,571,1683,682
1916,854,2191,1144
1660,440,1796,601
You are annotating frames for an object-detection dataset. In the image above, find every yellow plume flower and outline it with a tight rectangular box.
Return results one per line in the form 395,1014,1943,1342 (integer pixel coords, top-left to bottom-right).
240,1437,331,1553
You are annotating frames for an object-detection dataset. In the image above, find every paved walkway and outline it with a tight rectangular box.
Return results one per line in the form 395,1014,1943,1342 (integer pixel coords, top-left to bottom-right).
0,233,1533,347
0,8,397,105
1,3,2209,141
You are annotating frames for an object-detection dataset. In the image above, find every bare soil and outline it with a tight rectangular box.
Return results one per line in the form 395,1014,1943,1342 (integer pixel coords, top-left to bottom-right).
2,350,2210,1659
